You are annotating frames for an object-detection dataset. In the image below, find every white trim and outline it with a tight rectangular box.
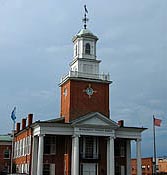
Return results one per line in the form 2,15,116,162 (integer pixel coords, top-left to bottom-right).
71,135,79,175
126,140,131,175
37,134,44,175
136,138,142,175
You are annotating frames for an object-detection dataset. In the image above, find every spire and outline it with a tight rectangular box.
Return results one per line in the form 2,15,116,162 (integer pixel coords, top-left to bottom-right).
82,5,89,29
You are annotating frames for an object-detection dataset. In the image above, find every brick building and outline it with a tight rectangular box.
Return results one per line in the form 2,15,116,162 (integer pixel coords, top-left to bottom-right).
131,157,167,175
13,114,33,174
0,134,12,175
158,157,167,174
131,157,153,175
13,10,147,175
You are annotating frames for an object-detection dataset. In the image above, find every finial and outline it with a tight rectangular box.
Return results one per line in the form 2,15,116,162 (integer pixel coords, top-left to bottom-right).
82,5,89,29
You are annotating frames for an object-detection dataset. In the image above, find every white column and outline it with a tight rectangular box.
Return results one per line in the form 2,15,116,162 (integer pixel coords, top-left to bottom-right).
107,139,110,175
71,135,79,175
107,136,115,175
126,139,131,175
31,136,38,175
37,134,44,175
136,138,142,175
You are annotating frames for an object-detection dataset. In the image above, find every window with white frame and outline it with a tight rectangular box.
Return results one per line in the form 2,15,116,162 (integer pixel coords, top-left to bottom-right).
4,147,10,159
120,141,126,157
80,136,98,159
23,138,25,156
14,143,16,158
85,43,91,54
44,136,56,154
43,164,50,175
17,141,19,157
16,141,18,157
21,139,23,156
75,44,78,56
24,137,27,155
43,163,55,175
80,163,98,175
18,140,20,157
27,136,31,154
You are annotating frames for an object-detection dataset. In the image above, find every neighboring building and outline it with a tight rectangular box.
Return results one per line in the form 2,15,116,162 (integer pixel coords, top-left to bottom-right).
0,134,12,174
13,10,147,175
131,157,167,175
131,157,153,175
158,157,167,174
13,114,33,174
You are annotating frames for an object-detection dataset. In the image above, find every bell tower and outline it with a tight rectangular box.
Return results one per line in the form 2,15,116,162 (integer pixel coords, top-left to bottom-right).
59,7,112,123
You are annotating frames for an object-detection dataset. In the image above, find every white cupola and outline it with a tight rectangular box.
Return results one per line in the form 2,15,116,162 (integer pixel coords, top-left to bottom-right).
72,28,98,60
60,5,110,85
70,9,101,76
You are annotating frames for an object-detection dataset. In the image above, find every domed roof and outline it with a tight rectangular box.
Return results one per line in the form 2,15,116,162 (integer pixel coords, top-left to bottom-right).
72,28,98,42
77,28,93,36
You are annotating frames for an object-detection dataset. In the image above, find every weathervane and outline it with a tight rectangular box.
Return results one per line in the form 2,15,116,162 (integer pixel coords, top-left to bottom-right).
82,5,89,29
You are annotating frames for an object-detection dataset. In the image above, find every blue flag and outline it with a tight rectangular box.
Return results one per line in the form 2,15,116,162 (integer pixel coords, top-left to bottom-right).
84,5,88,13
11,107,16,122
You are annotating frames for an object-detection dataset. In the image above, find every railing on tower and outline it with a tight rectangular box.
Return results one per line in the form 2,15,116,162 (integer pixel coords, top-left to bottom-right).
60,71,110,83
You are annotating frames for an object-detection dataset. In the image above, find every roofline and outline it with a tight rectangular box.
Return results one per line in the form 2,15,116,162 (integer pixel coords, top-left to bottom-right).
118,126,147,132
59,76,112,87
72,33,98,43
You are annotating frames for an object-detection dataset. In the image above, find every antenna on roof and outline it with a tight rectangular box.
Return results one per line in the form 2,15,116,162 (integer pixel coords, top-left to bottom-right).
82,5,89,29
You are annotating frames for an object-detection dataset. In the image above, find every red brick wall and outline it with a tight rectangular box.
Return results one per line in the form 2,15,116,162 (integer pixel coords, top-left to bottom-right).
14,128,32,166
0,144,12,173
60,80,71,122
61,79,110,122
131,157,153,175
43,135,71,175
14,129,32,142
98,137,107,175
159,159,167,173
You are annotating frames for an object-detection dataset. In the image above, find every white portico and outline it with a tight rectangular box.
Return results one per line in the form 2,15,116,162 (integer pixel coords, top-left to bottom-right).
31,112,146,175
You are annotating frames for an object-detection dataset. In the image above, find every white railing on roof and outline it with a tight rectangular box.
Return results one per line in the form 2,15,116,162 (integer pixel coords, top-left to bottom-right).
61,71,110,83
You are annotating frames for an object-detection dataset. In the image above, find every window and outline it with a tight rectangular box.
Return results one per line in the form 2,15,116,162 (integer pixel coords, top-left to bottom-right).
85,137,94,158
80,136,98,159
80,163,97,175
4,149,10,159
85,43,91,54
23,138,25,155
14,143,17,158
115,139,126,157
120,142,125,157
75,45,78,56
18,140,20,157
20,139,23,156
43,164,50,175
24,137,28,155
120,140,126,157
27,136,31,154
44,136,56,154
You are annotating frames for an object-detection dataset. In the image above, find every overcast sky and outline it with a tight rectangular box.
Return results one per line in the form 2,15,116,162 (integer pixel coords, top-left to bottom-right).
0,0,166,157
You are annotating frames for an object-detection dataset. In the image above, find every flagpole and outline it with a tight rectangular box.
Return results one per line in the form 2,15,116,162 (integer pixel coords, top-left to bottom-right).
10,120,15,173
10,107,17,174
153,115,157,175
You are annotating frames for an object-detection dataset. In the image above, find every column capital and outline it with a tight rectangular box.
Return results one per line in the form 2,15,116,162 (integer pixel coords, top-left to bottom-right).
72,134,80,138
38,134,45,137
136,138,142,142
107,135,116,140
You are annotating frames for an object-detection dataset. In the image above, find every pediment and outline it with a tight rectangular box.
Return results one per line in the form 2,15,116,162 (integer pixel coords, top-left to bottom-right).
71,112,118,128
